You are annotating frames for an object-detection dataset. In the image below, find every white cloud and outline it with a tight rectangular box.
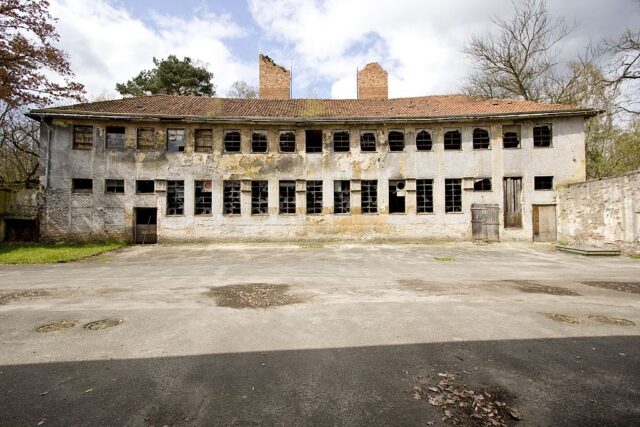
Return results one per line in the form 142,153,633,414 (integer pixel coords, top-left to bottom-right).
248,0,640,99
50,0,255,99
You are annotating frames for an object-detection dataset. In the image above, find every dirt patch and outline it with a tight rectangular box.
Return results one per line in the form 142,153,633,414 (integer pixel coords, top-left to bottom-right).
36,320,79,333
545,313,583,324
414,372,519,426
397,279,441,292
205,283,305,309
580,281,640,294
509,281,579,296
589,316,636,326
0,289,53,305
83,318,124,330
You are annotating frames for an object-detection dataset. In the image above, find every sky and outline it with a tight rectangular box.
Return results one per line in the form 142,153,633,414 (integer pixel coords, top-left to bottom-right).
48,0,640,100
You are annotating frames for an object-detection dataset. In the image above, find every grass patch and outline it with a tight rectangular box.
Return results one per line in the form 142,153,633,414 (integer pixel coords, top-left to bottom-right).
0,242,125,264
629,254,640,260
433,256,454,262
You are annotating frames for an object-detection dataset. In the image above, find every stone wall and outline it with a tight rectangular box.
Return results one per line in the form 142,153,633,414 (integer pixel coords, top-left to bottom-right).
357,63,388,100
557,170,640,251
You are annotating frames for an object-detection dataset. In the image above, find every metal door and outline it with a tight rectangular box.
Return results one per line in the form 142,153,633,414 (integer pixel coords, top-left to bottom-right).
533,204,557,242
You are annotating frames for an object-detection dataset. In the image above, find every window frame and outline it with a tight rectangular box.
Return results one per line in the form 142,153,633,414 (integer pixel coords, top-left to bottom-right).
223,130,242,153
502,125,521,149
415,129,433,151
166,180,185,216
533,124,553,148
194,128,213,153
105,126,125,151
306,180,323,214
472,127,491,150
166,128,186,153
473,178,492,192
72,178,93,194
388,130,405,152
333,180,351,214
361,180,378,214
251,180,269,215
279,131,296,153
105,179,125,194
222,180,241,215
135,180,155,194
194,180,212,215
445,178,462,213
72,125,93,150
360,131,377,152
305,130,323,153
279,180,296,214
534,176,554,191
332,131,350,153
416,179,434,214
444,129,462,151
251,130,269,153
136,127,156,151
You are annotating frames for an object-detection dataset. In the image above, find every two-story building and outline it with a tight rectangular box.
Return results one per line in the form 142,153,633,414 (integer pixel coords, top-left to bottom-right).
27,55,597,243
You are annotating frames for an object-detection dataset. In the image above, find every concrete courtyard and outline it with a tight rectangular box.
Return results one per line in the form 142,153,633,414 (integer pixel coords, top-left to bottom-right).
0,242,639,426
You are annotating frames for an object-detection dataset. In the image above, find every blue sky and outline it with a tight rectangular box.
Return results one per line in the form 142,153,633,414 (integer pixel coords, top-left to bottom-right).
49,0,640,100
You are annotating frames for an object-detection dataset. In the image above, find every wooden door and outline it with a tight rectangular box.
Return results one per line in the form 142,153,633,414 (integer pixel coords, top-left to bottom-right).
503,178,522,228
471,204,500,242
533,204,557,242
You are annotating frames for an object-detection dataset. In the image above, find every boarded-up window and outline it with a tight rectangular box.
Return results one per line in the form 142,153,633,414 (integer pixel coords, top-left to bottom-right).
473,128,490,149
502,125,521,149
106,126,125,150
334,180,350,214
195,180,212,215
361,180,378,213
136,127,155,151
251,131,268,153
105,179,124,194
167,180,184,215
445,179,462,213
251,181,268,214
167,129,185,152
416,130,432,151
224,131,241,152
333,131,350,152
388,131,405,152
73,125,93,150
533,124,552,147
195,129,213,152
360,132,376,152
503,177,522,227
279,131,296,152
223,180,241,215
417,179,433,213
444,130,462,150
306,180,323,214
279,180,296,214
72,178,93,194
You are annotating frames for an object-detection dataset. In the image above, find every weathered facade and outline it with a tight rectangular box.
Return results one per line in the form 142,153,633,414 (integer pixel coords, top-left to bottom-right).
28,57,597,243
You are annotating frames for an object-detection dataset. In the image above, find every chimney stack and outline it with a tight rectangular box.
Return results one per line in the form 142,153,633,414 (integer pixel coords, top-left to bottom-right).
357,63,388,100
259,54,291,100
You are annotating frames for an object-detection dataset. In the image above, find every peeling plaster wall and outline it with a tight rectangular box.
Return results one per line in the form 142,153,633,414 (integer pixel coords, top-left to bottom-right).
38,116,586,242
557,170,640,251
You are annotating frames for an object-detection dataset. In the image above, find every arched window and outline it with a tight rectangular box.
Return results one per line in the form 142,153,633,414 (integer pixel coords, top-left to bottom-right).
416,130,432,151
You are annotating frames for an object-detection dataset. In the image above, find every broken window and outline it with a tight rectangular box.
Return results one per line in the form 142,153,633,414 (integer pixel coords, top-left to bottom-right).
534,176,554,190
106,126,125,150
445,178,462,213
194,129,213,152
388,131,405,152
388,180,406,213
417,179,433,213
444,130,462,150
333,131,350,152
473,128,490,149
223,180,241,215
502,125,521,148
72,178,93,194
279,180,296,214
136,180,155,194
533,124,552,147
224,131,241,152
251,181,268,215
306,180,323,214
279,131,296,152
194,180,212,215
360,132,376,152
473,178,492,191
361,180,378,213
105,179,124,194
167,129,185,152
305,130,323,153
334,180,350,214
251,131,268,153
136,127,156,151
167,180,184,215
73,125,93,150
416,130,432,151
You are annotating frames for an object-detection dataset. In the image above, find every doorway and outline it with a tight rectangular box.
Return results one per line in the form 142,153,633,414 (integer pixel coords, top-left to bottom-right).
134,208,157,244
533,204,557,242
471,204,500,241
503,177,522,228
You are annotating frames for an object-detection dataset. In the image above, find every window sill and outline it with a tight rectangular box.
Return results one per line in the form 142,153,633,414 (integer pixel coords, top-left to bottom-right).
223,214,241,217
136,192,155,195
72,192,93,195
417,212,435,215
445,211,464,214
251,213,269,216
502,147,521,150
195,214,214,217
534,189,554,191
165,214,184,217
533,146,553,149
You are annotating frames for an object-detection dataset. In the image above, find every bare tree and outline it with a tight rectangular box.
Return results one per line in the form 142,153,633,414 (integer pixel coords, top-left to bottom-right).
0,106,39,188
603,29,639,114
226,81,258,99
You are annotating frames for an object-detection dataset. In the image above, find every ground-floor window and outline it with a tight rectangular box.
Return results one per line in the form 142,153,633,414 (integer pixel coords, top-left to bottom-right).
417,179,433,213
334,180,350,214
167,180,185,215
445,178,462,213
361,180,378,213
279,180,296,214
306,180,323,214
223,180,241,215
251,181,268,215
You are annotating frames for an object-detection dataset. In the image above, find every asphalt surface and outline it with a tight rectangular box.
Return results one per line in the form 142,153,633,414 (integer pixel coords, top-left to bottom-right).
0,242,639,426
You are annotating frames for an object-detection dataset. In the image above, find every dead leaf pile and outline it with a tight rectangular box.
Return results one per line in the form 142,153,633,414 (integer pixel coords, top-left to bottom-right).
414,373,520,426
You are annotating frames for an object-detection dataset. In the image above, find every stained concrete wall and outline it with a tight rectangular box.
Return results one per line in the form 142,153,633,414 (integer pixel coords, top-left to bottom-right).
38,116,586,242
557,170,640,251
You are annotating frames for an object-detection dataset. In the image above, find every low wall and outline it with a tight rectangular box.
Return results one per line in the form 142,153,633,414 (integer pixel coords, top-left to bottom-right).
556,170,640,252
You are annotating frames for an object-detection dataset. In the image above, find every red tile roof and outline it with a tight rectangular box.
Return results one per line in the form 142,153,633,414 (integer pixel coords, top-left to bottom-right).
28,94,598,121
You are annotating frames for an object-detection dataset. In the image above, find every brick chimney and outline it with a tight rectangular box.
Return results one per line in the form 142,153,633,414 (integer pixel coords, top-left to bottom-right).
259,54,291,100
357,62,388,100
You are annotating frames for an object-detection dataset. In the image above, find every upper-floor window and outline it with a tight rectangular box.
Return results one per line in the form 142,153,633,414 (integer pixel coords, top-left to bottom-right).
106,126,125,150
105,179,125,194
388,131,405,152
167,129,185,152
224,130,241,153
136,180,155,194
360,132,376,152
533,124,552,147
73,125,93,150
444,129,462,150
333,131,350,152
305,130,323,153
195,129,213,152
72,178,93,194
502,125,521,149
251,131,268,153
136,127,156,151
416,130,432,151
279,131,296,152
534,176,554,190
473,128,490,149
